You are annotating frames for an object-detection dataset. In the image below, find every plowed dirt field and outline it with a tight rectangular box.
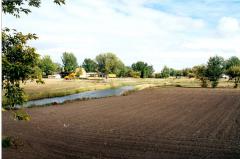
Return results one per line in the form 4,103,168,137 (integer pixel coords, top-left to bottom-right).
3,88,240,159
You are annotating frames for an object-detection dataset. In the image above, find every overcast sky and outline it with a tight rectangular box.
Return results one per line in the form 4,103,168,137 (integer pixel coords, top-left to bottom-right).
2,0,240,72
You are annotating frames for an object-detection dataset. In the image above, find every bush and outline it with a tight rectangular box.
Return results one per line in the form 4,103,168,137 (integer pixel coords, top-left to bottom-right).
226,66,240,88
129,71,140,78
155,73,162,78
192,65,208,88
211,80,219,88
14,110,31,121
2,136,12,148
201,78,208,88
188,73,195,78
2,136,23,148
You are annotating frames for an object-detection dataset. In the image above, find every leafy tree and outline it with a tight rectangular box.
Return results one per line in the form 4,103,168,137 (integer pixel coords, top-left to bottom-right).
61,52,78,73
146,65,154,78
155,73,162,78
206,56,225,88
116,65,127,77
192,65,208,88
169,68,177,76
38,55,57,76
225,56,240,70
225,56,240,79
131,61,154,78
160,66,170,78
96,53,123,77
82,58,98,72
226,66,240,88
182,68,192,77
55,63,62,73
2,28,42,109
2,0,65,121
2,0,65,18
128,70,141,78
175,70,183,78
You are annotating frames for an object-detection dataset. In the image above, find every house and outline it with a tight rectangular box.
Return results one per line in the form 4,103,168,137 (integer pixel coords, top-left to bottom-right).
222,74,229,79
48,74,61,79
86,72,99,77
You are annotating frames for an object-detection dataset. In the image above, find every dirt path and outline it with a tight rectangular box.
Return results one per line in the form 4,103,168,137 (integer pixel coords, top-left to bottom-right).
3,88,240,159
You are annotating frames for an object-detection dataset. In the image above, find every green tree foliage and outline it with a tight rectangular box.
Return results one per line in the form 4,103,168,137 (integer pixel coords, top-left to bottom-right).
131,61,154,78
206,56,225,88
96,53,123,77
225,56,240,80
225,56,240,70
116,65,127,77
2,0,65,121
2,0,65,18
129,70,141,78
82,58,98,72
160,66,170,78
169,68,177,77
192,65,208,88
175,70,183,78
54,63,62,73
2,28,41,108
182,68,192,77
38,55,57,76
226,66,240,88
61,52,78,73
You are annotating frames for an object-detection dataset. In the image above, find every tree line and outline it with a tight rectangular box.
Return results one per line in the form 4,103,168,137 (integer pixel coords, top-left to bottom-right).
38,52,154,78
155,56,240,88
38,52,240,88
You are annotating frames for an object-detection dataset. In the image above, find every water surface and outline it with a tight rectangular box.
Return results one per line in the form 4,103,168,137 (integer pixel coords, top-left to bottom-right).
21,86,134,107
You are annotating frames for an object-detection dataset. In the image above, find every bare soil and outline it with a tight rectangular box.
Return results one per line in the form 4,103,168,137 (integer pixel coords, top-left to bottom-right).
2,88,240,159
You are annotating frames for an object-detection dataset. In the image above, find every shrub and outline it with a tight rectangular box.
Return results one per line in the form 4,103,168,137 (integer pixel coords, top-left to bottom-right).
188,73,195,78
155,73,161,78
226,66,240,88
2,136,23,148
192,65,208,88
129,70,140,78
14,110,31,121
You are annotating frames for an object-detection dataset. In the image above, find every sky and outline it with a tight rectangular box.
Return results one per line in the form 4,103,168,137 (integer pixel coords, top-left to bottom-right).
2,0,240,72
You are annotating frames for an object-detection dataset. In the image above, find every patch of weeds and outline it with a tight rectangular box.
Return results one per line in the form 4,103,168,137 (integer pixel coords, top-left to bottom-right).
122,90,136,96
14,110,31,121
2,136,24,148
52,102,58,105
2,136,12,148
175,84,182,87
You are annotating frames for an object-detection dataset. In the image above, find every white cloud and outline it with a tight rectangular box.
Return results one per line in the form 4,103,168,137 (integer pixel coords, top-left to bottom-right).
218,17,240,33
2,0,240,71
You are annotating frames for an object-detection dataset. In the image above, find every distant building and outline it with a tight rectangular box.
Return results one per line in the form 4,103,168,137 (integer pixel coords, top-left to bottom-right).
222,74,229,79
48,74,61,79
86,72,99,77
